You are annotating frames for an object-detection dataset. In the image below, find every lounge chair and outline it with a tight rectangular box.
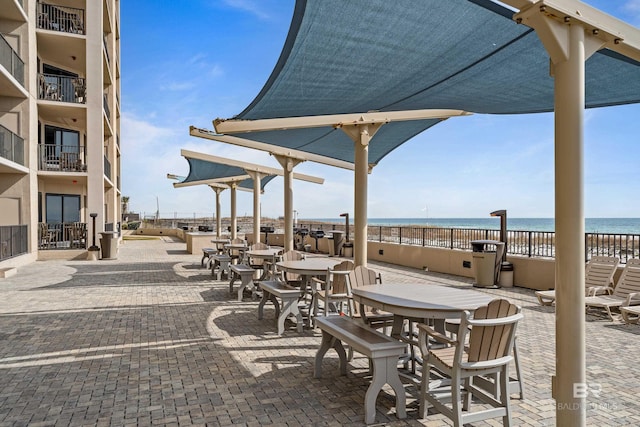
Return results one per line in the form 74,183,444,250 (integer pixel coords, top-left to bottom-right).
585,258,640,320
417,299,523,426
620,305,640,324
535,256,619,306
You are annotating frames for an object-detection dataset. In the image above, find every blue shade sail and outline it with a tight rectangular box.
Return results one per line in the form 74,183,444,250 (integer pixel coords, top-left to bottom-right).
181,157,276,191
225,0,640,165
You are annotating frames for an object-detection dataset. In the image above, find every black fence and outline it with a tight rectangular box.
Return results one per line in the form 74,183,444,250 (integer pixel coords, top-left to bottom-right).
298,222,638,264
0,225,28,261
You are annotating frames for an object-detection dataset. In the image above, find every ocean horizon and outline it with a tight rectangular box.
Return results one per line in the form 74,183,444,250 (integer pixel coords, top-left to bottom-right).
304,218,640,234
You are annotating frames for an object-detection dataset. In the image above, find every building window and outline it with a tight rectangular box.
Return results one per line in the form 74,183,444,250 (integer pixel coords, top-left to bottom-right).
45,194,80,224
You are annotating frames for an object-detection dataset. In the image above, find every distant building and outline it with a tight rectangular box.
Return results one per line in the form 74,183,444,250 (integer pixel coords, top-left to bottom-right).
0,0,121,266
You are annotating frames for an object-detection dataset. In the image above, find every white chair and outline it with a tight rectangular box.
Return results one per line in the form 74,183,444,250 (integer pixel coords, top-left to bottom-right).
417,299,523,427
312,260,354,317
536,256,619,305
585,258,640,320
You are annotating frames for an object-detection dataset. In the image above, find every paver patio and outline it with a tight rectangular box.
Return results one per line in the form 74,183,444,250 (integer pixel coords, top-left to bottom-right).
1,236,639,426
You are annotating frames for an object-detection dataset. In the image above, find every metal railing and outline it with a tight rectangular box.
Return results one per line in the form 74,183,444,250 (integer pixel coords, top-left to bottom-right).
103,35,110,64
0,33,25,86
104,155,111,180
103,94,111,120
0,225,28,261
39,222,87,250
299,221,638,264
36,1,85,35
0,124,25,166
38,73,86,103
38,144,86,172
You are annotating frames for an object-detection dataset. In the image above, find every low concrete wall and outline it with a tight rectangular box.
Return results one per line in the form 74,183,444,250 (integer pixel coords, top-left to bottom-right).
367,241,556,290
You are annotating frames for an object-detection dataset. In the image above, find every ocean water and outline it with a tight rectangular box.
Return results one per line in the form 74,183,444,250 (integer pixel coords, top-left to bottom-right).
307,218,640,234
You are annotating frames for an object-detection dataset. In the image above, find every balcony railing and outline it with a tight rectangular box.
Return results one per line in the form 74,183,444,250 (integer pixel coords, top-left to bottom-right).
104,155,111,180
0,124,25,166
103,35,110,64
0,33,25,86
38,73,86,104
38,144,86,172
0,225,28,261
36,1,85,35
39,222,87,250
103,94,110,120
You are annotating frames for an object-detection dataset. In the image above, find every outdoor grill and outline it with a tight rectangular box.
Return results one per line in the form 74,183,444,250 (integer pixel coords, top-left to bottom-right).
260,225,275,245
309,230,325,252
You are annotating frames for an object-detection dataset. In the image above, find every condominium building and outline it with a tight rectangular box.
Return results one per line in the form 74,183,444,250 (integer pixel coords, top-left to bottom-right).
0,0,121,268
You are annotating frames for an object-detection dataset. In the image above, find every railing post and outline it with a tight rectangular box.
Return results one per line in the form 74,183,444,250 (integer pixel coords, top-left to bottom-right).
450,228,454,250
422,227,426,247
528,231,532,257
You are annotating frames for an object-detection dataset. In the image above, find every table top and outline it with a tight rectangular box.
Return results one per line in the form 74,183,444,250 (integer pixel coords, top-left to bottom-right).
246,248,284,258
276,258,341,275
352,283,495,320
224,243,248,249
211,238,231,244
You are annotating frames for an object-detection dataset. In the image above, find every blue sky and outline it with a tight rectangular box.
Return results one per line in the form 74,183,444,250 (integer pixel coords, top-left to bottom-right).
120,0,640,220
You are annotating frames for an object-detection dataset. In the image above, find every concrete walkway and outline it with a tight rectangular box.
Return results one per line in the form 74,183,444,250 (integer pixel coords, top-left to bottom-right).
1,236,638,426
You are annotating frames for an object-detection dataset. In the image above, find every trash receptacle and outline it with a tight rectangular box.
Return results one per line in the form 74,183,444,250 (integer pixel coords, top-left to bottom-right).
99,231,118,260
327,235,335,256
471,240,504,288
499,261,514,287
343,242,353,258
331,231,345,257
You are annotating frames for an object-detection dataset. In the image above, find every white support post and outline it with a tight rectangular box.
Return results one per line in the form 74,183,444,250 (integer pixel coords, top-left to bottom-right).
341,123,381,267
554,23,587,425
230,183,238,240
211,186,224,238
274,156,302,252
514,6,605,425
247,171,264,245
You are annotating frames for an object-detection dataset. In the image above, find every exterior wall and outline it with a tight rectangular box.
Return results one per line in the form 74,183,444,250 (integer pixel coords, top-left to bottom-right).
0,0,121,269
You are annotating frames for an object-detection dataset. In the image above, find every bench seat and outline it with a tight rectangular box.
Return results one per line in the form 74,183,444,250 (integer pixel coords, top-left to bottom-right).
201,247,217,268
314,316,406,425
230,264,256,301
258,280,304,335
211,254,232,281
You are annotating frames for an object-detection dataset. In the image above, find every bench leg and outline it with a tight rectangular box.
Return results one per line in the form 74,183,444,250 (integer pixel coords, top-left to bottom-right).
258,291,280,320
229,273,237,295
279,296,303,335
201,253,208,267
364,356,407,424
314,332,347,378
237,275,254,301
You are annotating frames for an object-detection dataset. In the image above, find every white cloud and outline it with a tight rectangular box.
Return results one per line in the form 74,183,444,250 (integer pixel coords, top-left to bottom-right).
221,0,271,20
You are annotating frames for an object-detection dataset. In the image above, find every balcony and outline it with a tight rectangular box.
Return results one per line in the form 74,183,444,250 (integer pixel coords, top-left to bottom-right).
38,144,86,172
0,225,27,261
38,222,86,250
0,124,24,166
37,2,85,35
104,155,111,180
38,73,86,104
0,34,25,87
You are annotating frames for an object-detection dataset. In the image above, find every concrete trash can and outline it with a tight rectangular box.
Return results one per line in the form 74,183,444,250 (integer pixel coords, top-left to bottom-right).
99,232,118,260
327,236,335,256
498,261,514,287
331,231,345,256
471,240,504,288
343,242,353,258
